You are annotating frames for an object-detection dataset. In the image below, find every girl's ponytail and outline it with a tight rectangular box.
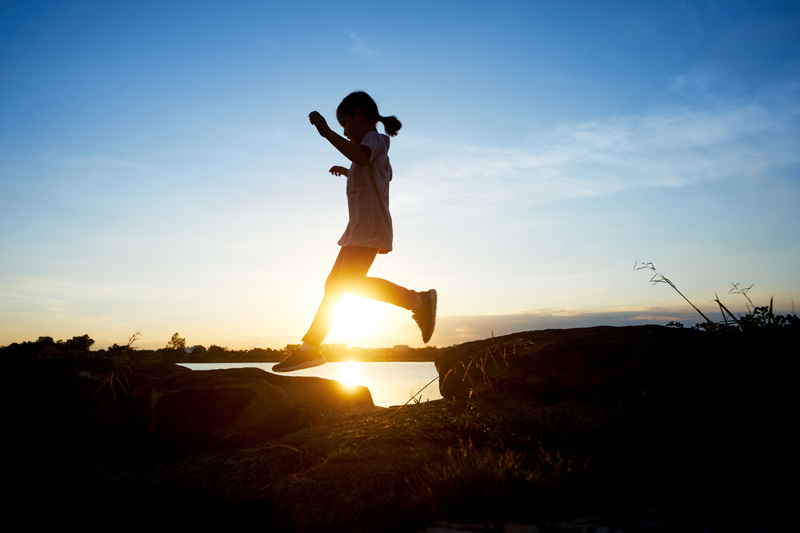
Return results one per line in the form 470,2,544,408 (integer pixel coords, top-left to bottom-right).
378,115,402,137
337,91,402,137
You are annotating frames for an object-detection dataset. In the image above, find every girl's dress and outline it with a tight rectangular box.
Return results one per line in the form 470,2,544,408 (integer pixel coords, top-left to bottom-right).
338,131,394,254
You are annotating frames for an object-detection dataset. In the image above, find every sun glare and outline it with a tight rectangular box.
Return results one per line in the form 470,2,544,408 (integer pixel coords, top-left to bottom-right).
330,295,383,339
339,361,362,386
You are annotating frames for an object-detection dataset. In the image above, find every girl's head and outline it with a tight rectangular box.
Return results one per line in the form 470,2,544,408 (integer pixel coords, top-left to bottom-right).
337,91,402,137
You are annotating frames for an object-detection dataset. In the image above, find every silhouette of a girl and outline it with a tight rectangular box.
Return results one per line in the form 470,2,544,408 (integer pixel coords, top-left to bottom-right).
273,91,436,372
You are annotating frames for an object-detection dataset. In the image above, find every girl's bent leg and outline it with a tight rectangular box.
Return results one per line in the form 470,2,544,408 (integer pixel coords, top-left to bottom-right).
301,246,418,347
302,247,377,347
350,276,418,310
336,246,417,310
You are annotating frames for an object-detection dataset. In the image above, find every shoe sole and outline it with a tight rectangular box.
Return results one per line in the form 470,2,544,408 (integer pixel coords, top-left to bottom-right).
424,289,437,343
272,357,326,373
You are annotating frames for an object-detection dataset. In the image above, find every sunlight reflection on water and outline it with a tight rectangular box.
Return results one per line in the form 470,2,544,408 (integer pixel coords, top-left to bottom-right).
180,362,442,407
339,361,361,386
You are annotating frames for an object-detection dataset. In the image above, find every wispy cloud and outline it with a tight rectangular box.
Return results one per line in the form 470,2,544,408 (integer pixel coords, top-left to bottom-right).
347,31,378,58
396,80,800,214
668,67,717,92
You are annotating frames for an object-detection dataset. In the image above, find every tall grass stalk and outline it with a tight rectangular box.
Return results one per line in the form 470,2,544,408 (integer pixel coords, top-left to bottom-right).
634,261,715,326
93,331,140,400
635,261,796,332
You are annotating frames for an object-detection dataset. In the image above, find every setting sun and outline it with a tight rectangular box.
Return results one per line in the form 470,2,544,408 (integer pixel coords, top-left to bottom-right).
328,295,384,340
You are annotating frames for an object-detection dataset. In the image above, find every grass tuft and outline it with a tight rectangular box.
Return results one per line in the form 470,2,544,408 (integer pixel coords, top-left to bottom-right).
634,261,798,333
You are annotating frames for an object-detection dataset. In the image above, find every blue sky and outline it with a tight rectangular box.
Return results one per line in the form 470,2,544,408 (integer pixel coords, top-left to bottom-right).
2,1,799,349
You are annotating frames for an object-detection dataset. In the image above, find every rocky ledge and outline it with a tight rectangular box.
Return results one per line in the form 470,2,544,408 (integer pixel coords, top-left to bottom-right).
12,360,374,454
7,325,795,532
435,325,707,401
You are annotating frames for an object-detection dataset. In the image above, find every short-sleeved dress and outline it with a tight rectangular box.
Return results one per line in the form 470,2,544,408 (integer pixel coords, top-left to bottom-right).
337,131,393,254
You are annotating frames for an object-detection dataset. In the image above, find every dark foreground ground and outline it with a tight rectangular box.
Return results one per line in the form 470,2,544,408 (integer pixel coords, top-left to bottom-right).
6,327,795,533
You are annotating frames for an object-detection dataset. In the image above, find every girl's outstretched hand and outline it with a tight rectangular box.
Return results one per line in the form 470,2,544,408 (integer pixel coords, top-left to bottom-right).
309,111,332,137
329,166,349,176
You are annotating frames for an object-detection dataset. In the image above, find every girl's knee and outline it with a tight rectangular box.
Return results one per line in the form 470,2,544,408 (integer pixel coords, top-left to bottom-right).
340,272,367,293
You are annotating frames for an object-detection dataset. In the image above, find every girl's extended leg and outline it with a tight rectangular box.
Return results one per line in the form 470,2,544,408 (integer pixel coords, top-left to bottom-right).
302,246,418,347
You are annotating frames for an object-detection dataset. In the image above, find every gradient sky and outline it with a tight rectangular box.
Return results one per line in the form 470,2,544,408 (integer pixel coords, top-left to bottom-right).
2,1,799,350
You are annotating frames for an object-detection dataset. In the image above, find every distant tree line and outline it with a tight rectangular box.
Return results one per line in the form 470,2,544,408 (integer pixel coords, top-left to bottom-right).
1,333,441,362
1,334,96,359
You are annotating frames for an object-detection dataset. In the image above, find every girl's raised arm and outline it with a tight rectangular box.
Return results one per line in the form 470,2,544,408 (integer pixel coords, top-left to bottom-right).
309,111,370,167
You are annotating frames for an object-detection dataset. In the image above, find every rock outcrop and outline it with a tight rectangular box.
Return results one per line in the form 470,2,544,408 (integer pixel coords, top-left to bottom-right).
15,360,373,454
132,367,373,449
435,325,706,402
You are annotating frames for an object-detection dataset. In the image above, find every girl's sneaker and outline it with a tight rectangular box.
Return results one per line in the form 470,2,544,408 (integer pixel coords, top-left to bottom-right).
272,347,326,372
412,289,437,343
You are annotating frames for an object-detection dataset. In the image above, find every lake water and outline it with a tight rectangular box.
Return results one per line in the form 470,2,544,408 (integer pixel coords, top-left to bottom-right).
179,362,442,408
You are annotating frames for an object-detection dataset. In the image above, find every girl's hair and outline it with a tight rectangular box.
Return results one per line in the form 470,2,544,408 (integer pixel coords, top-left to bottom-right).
337,91,402,137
